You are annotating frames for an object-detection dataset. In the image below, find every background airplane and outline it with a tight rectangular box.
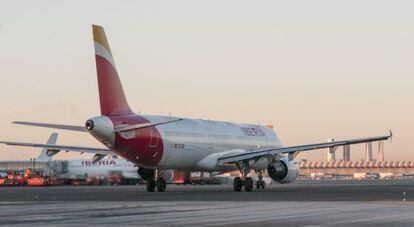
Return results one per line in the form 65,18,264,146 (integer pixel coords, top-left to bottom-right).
0,133,139,182
0,25,392,192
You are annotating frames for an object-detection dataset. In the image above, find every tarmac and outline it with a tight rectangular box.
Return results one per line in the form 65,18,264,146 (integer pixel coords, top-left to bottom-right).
1,180,414,226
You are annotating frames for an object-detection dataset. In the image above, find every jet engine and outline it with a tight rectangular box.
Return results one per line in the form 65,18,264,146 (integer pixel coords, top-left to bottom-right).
267,159,299,184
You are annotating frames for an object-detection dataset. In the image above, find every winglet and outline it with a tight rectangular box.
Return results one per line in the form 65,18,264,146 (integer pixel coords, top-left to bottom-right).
389,130,393,143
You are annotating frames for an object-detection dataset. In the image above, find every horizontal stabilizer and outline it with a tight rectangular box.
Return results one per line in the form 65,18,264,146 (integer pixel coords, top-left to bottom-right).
114,118,183,132
13,121,86,132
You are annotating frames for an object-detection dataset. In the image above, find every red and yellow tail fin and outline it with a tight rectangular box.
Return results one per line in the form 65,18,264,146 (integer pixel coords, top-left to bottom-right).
93,25,133,116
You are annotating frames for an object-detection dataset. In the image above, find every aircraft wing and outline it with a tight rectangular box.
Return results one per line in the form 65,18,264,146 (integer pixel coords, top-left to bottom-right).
217,131,393,165
0,140,113,155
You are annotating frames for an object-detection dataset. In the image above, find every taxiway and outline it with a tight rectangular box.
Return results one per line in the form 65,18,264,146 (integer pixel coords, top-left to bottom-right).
0,180,413,226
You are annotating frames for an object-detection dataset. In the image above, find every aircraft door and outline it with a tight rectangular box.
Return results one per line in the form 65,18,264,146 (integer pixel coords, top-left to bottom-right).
149,128,158,148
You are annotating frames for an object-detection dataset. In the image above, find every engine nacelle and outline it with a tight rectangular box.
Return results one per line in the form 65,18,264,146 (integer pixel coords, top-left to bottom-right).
267,159,299,184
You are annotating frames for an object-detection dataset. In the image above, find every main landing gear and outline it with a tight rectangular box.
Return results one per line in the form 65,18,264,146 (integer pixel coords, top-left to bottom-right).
233,161,264,192
138,168,166,192
156,174,166,192
146,177,166,192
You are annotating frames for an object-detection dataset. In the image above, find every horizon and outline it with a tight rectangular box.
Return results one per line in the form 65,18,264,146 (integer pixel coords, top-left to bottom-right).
0,1,413,161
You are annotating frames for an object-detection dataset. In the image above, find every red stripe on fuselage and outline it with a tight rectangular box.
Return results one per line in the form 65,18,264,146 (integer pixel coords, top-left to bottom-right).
108,115,164,168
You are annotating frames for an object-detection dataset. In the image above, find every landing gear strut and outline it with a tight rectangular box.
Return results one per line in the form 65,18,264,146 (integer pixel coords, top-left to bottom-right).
138,167,166,192
234,160,254,192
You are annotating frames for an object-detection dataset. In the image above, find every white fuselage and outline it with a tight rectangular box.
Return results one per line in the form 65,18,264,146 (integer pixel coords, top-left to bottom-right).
144,115,284,171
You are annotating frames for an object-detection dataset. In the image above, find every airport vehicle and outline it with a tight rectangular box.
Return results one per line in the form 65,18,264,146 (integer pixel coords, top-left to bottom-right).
2,172,25,186
0,133,58,186
0,169,59,187
0,25,392,192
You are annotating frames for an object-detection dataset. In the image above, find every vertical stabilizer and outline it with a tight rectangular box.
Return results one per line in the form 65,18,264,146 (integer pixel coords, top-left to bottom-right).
92,25,133,116
37,133,58,161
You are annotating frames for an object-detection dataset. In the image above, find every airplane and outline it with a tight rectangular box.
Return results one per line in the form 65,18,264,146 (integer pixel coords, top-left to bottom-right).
0,132,58,176
0,25,392,192
62,157,139,183
0,133,139,182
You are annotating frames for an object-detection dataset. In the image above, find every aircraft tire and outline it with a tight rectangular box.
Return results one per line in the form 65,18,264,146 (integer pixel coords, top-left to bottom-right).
233,177,242,192
146,178,156,192
244,177,253,192
157,178,166,192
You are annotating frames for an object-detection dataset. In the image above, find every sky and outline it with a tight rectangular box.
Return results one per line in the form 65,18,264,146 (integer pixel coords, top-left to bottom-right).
0,1,413,161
